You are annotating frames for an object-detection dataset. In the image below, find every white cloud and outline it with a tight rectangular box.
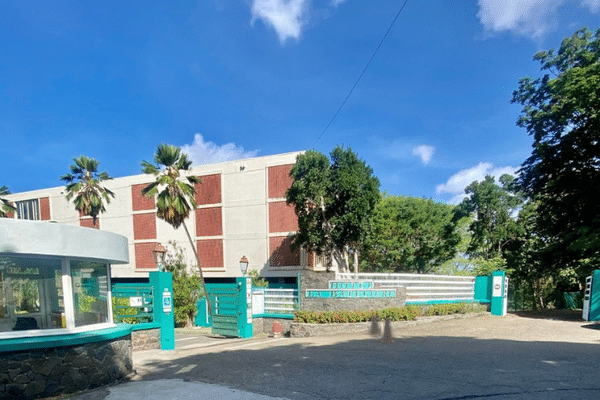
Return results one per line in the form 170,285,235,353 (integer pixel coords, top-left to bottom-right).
436,162,518,204
412,145,435,165
181,134,259,165
477,0,566,38
251,0,308,44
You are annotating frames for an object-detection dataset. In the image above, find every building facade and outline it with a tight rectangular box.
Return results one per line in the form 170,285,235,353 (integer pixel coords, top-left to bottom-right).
4,152,323,282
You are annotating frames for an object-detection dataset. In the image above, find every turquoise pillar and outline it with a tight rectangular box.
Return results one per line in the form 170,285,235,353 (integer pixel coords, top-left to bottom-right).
490,270,508,316
237,277,253,338
589,270,600,321
149,271,175,350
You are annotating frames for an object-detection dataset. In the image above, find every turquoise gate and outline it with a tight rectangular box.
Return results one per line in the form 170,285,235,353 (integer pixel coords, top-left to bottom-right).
206,277,252,338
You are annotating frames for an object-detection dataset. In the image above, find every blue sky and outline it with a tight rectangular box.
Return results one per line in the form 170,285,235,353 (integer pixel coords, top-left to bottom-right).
1,0,599,204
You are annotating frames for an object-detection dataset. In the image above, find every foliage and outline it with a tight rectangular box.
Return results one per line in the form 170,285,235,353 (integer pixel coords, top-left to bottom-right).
60,156,115,226
293,303,485,324
454,175,523,260
0,185,16,218
141,143,211,314
141,143,199,229
163,242,203,327
248,270,269,288
512,27,600,278
286,146,380,272
361,195,460,273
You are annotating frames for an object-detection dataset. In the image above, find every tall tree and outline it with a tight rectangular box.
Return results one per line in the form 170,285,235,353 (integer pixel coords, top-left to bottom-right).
60,156,115,226
512,27,600,275
362,195,460,274
286,146,380,272
0,186,16,218
141,143,211,314
454,175,523,260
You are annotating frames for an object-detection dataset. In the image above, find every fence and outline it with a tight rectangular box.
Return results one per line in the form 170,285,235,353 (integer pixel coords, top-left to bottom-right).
337,272,476,304
112,283,156,325
252,288,298,318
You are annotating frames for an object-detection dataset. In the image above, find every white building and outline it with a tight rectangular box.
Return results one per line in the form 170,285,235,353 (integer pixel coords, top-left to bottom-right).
4,152,325,283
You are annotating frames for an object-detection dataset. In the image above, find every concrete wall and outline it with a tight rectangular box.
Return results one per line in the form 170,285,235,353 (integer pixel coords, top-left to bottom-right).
0,337,132,400
299,270,406,312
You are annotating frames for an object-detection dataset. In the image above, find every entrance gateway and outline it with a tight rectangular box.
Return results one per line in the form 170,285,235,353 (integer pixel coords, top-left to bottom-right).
207,277,252,338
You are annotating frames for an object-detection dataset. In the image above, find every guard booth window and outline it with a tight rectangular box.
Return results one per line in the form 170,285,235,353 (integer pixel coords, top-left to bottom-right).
0,256,64,332
16,199,40,221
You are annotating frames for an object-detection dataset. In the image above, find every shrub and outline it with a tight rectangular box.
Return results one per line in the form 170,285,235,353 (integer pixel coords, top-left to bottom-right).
293,303,483,324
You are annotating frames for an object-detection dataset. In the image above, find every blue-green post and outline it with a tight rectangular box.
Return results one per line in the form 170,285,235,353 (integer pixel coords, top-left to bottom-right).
237,277,253,338
589,270,600,321
490,270,507,316
149,271,175,350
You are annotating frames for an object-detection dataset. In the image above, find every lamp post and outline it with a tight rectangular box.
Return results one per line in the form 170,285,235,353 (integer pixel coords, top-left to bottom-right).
239,255,249,276
152,243,167,271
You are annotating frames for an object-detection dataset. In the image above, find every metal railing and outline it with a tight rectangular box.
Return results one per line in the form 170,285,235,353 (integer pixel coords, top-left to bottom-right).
252,288,298,317
112,283,155,324
337,272,476,304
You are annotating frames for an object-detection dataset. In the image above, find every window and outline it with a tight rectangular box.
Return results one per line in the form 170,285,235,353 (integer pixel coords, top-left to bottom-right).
16,199,40,220
0,256,64,332
70,260,110,327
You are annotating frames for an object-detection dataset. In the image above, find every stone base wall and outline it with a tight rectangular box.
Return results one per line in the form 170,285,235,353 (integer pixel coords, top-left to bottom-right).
0,337,133,400
290,312,489,337
299,270,406,311
252,318,294,337
131,328,160,351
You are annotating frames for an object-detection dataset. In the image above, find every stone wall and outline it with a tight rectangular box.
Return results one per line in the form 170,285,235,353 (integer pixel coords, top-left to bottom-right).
0,338,133,400
252,317,294,337
299,270,406,312
131,328,160,351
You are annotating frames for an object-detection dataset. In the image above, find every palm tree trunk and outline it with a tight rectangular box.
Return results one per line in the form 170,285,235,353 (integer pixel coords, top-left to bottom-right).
183,221,212,315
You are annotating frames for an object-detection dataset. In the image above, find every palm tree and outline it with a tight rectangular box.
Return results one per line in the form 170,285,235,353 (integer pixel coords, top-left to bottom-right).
0,185,16,218
60,156,115,227
141,143,211,314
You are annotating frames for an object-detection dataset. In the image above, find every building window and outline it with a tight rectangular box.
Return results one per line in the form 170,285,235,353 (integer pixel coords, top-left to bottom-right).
0,256,64,332
16,199,40,221
70,260,110,327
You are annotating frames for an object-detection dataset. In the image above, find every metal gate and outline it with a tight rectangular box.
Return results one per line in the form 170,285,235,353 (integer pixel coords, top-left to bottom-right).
207,277,252,338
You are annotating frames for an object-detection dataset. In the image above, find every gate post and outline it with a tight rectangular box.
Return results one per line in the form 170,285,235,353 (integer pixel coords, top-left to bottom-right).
490,270,508,316
149,271,175,350
237,277,253,338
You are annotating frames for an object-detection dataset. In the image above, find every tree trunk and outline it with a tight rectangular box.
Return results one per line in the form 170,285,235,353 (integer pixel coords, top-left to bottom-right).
183,222,212,315
354,250,359,278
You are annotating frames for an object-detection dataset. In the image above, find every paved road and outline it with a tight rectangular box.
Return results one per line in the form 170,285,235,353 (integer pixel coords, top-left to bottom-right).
73,312,600,400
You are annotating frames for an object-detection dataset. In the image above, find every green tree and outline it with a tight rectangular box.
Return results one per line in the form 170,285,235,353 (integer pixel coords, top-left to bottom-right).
454,175,523,260
286,146,380,272
512,27,600,276
0,186,16,218
60,156,115,226
163,242,202,327
141,143,211,314
361,195,460,274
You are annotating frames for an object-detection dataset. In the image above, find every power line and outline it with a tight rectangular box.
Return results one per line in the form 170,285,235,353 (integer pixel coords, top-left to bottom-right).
311,0,410,148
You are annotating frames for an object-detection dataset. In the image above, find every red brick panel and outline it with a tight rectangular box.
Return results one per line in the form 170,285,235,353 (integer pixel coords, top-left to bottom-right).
80,218,99,229
39,197,51,220
135,242,159,270
268,164,294,199
197,239,224,269
133,213,157,240
195,174,222,206
6,203,14,219
269,201,298,233
269,236,300,267
195,207,222,237
132,183,155,211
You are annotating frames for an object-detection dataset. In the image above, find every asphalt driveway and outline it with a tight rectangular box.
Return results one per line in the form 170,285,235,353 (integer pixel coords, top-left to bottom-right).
73,311,600,400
